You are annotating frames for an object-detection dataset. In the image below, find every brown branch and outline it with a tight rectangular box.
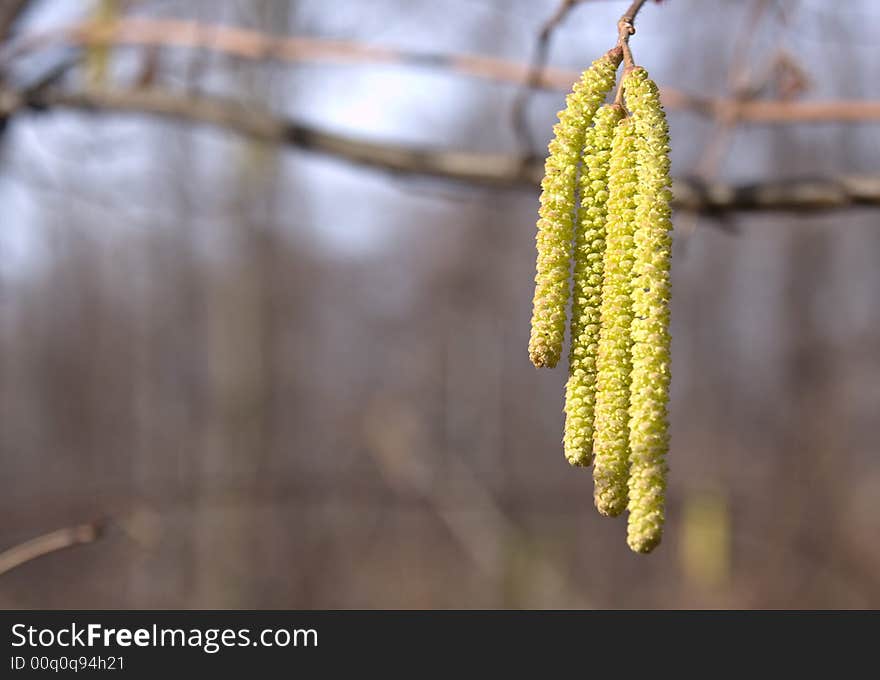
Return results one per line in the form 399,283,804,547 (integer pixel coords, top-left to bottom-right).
621,0,651,25
0,522,103,577
2,84,880,213
617,0,649,70
710,99,880,123
670,175,880,213
5,18,880,123
0,0,31,44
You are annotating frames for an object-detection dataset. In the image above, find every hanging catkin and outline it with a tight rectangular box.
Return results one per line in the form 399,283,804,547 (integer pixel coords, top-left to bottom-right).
528,48,622,369
623,67,672,553
563,103,624,467
592,116,638,516
525,1,674,554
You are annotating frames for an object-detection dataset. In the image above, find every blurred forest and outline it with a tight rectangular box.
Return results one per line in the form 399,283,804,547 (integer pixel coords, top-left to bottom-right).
1,0,879,609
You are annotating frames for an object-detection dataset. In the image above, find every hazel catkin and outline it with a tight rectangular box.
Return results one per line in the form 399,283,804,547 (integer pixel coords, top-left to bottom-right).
563,103,624,467
623,67,673,554
592,115,638,516
528,48,622,369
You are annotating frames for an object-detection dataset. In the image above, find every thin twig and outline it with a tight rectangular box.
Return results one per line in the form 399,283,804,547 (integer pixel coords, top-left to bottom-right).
614,0,650,103
617,0,648,65
0,522,103,577
620,0,651,24
4,18,880,123
0,0,31,44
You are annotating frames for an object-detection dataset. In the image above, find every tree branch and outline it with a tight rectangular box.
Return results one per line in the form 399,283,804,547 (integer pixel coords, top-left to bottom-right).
616,0,650,70
0,522,103,577
671,175,880,213
2,85,879,213
5,18,880,123
621,0,651,25
0,0,31,44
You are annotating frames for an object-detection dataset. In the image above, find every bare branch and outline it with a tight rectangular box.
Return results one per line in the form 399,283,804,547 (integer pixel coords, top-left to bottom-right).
671,175,880,213
2,85,879,213
0,0,31,44
0,522,103,577
616,0,650,70
6,18,880,123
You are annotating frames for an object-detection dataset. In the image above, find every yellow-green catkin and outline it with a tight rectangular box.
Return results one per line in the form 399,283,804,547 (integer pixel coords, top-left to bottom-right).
563,104,624,466
623,67,673,554
528,48,622,368
592,116,638,516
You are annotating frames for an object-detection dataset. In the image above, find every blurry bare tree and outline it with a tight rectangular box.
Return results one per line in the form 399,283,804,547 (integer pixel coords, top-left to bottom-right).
0,0,879,608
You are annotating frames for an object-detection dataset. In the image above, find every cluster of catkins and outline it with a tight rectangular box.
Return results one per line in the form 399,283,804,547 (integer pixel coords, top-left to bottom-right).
528,46,672,554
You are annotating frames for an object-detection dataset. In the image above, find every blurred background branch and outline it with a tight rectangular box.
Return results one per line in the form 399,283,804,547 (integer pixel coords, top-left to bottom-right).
0,522,103,577
4,17,880,123
0,0,31,44
1,83,878,212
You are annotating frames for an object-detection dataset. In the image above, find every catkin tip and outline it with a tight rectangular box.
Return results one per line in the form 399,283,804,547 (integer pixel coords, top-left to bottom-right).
529,349,558,369
627,533,662,554
565,451,594,468
595,496,627,518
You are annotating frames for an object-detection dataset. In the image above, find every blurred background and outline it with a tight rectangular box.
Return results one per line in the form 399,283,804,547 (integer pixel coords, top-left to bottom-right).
0,0,878,609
